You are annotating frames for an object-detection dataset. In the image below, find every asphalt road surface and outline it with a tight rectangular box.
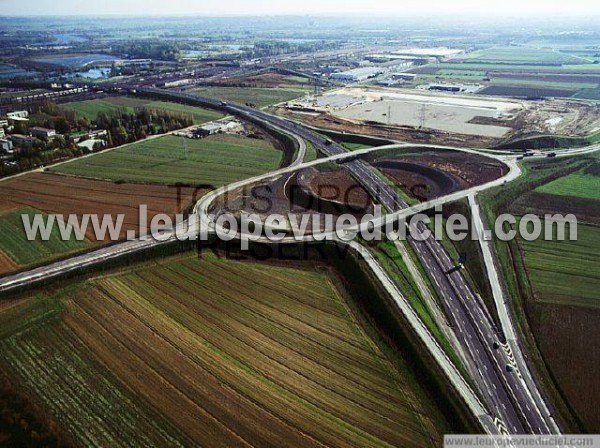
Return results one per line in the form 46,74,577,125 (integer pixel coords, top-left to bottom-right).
1,85,578,436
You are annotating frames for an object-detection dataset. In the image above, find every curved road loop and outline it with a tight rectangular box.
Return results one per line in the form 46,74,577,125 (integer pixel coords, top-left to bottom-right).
2,87,598,435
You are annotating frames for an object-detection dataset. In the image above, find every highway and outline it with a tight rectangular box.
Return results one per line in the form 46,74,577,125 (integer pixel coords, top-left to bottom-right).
3,85,594,436
162,88,558,435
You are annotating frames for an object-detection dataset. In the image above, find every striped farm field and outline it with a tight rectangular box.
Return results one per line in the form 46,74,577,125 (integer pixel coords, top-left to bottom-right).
51,134,283,186
0,253,448,447
0,173,203,275
0,207,90,274
535,172,600,201
520,222,600,308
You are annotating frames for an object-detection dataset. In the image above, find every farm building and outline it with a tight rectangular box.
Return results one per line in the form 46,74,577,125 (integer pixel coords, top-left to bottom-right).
199,121,243,135
77,139,106,152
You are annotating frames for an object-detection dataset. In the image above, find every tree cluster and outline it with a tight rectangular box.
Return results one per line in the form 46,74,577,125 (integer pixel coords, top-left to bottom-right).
94,107,193,146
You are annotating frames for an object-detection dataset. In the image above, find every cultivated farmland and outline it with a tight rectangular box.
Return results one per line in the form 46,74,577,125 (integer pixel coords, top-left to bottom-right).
51,134,283,186
451,46,586,65
520,222,600,308
535,172,600,201
0,207,90,273
478,86,575,98
0,172,202,273
480,157,600,431
62,96,224,123
0,253,449,447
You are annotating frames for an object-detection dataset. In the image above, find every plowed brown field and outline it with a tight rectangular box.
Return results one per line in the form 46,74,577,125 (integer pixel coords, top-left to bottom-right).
0,251,19,275
0,172,205,242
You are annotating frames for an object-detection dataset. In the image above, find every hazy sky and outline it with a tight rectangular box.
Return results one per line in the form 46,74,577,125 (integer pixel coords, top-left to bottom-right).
2,0,599,16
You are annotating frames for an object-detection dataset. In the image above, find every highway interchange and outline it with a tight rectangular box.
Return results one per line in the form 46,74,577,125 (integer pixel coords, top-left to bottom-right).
2,86,598,437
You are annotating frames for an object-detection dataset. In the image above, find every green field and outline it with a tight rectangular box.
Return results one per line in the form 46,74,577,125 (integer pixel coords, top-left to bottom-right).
573,88,600,100
62,96,223,123
0,207,90,268
520,222,600,308
51,134,282,186
0,252,448,447
491,77,597,90
536,172,600,200
190,86,308,107
434,62,600,73
452,46,586,65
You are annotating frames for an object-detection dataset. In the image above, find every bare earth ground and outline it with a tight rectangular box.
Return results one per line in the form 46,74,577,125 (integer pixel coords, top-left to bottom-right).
278,89,600,146
0,251,19,274
366,151,507,201
512,191,600,225
277,108,499,148
527,302,600,431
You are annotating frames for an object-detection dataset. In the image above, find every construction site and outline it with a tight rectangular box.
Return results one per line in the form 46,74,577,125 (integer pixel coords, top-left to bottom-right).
279,86,600,148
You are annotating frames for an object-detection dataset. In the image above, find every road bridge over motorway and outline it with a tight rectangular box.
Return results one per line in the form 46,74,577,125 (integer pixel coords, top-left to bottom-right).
4,86,595,436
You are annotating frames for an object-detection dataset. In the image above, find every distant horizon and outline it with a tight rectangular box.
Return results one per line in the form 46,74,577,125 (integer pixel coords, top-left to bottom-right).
2,0,599,18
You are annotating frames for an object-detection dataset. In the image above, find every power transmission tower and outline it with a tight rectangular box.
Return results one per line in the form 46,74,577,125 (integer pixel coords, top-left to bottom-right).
181,136,189,159
312,76,321,107
418,103,427,129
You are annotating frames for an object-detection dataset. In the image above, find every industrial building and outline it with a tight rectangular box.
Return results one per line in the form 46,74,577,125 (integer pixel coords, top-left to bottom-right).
391,73,417,81
330,67,383,83
391,47,464,60
160,78,194,88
